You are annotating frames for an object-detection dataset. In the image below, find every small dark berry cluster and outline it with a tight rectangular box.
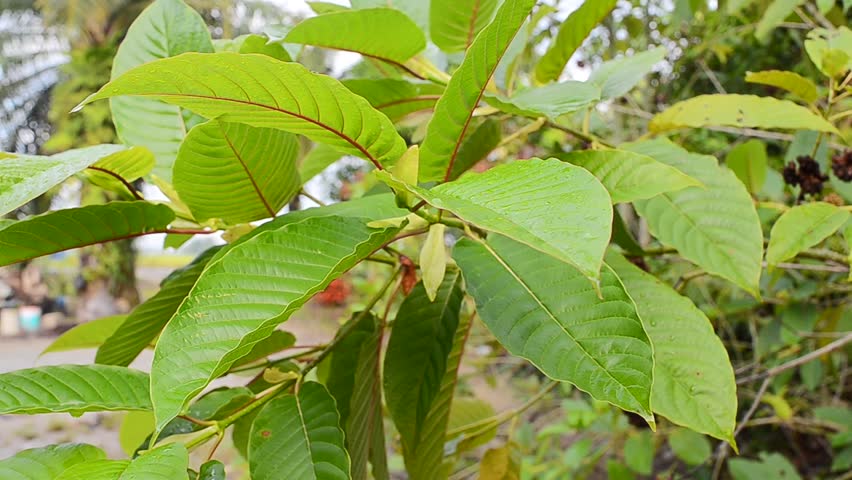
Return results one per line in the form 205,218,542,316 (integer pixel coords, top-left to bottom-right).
782,155,829,198
832,150,852,182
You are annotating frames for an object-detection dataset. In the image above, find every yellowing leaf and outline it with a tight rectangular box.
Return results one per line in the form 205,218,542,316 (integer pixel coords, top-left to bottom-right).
745,70,819,103
650,94,838,134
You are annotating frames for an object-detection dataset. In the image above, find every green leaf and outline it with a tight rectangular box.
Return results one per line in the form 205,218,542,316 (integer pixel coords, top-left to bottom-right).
96,247,220,366
0,202,176,267
556,149,701,204
766,203,850,269
430,0,498,52
446,397,498,454
325,313,381,423
342,79,443,122
727,0,757,13
649,94,838,134
110,0,213,181
351,0,429,33
85,146,155,196
486,81,601,119
299,144,345,184
381,158,612,285
446,118,501,181
57,444,188,480
286,8,425,65
626,139,763,296
0,145,125,216
54,460,130,480
309,2,348,14
745,70,819,103
249,382,350,480
0,444,105,480
0,365,151,414
608,252,737,444
624,431,655,475
231,330,297,369
420,224,447,302
385,270,464,454
805,27,852,78
419,0,537,182
725,139,767,194
535,0,618,83
453,235,654,421
41,315,126,356
755,0,805,42
81,53,407,171
668,429,712,466
729,452,802,480
339,315,387,480
174,120,299,224
214,34,292,62
151,216,400,430
199,461,226,480
588,47,666,100
404,307,473,480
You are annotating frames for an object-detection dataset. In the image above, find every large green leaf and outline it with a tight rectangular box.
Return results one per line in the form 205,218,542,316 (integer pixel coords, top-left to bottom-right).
110,0,213,180
41,315,126,356
286,8,425,65
381,158,612,285
805,27,852,78
96,247,220,366
587,47,666,100
0,145,125,216
325,312,379,422
725,139,768,194
453,235,654,422
766,203,850,269
342,79,443,122
174,120,300,224
745,70,818,103
85,146,155,197
385,271,464,455
249,382,350,480
649,94,838,134
486,81,601,119
0,202,175,267
607,252,737,444
556,149,701,203
430,0,497,52
534,0,618,83
405,308,473,480
0,444,105,480
81,53,407,171
0,365,151,414
729,453,802,480
56,444,188,480
626,139,763,296
419,0,536,182
150,216,400,430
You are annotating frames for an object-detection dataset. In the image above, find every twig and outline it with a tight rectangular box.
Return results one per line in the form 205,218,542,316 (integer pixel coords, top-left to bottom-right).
300,190,327,207
737,332,852,385
698,59,727,94
86,166,144,200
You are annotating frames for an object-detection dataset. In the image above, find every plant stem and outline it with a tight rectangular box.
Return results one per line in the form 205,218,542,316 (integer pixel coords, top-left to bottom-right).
736,332,852,385
445,380,558,439
498,117,546,148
